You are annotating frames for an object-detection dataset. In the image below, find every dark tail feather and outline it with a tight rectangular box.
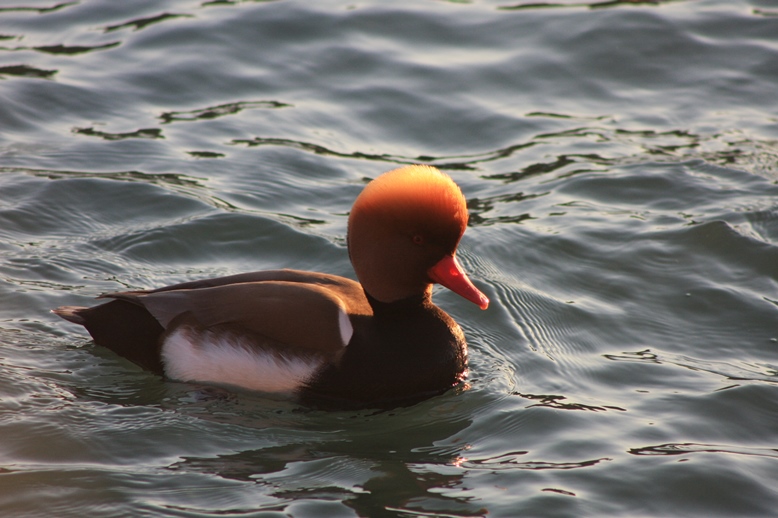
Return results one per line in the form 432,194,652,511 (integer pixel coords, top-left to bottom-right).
53,300,166,375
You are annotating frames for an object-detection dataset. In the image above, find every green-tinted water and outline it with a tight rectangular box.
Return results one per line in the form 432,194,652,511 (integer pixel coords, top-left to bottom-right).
2,0,777,516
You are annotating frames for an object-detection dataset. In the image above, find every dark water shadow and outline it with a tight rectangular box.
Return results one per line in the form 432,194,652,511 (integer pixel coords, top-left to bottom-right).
513,392,626,412
72,126,164,141
159,100,290,124
229,122,778,184
153,389,487,518
467,192,537,227
499,0,685,11
753,9,778,17
167,442,487,517
458,454,611,472
629,442,778,459
0,2,77,14
34,42,121,55
0,64,56,79
0,42,120,55
230,135,537,171
103,12,194,33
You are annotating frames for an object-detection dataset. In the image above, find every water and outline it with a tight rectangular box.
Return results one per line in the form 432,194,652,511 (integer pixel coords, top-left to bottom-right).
2,0,778,515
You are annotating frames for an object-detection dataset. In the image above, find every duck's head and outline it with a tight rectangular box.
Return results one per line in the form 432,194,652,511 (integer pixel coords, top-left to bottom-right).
348,165,489,310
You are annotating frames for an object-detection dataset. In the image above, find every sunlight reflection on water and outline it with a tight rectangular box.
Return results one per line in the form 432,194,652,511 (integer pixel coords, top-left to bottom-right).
1,0,778,516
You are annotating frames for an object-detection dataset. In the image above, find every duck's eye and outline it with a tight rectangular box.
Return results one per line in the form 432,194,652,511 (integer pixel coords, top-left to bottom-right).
412,234,425,245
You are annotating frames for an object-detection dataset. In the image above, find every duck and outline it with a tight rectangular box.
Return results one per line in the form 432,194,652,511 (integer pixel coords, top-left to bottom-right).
53,165,489,408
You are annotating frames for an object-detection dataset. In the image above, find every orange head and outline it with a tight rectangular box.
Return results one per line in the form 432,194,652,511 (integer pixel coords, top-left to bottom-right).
348,165,488,309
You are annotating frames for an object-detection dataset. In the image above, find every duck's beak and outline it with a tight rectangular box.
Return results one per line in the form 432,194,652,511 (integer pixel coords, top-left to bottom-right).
428,255,489,310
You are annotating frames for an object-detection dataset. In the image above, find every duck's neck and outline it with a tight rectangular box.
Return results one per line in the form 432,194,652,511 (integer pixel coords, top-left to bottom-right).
364,288,433,316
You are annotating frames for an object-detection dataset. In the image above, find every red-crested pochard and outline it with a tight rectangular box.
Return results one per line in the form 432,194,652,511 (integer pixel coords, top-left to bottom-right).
54,165,489,408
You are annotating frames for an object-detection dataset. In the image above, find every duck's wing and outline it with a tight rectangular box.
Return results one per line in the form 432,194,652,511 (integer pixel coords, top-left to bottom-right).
105,280,355,355
150,269,365,300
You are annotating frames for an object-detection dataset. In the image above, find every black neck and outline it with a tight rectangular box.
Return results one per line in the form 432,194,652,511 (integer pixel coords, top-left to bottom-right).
364,290,431,316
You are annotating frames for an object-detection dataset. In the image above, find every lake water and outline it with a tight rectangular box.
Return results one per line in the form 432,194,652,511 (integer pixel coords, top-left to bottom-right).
2,0,778,516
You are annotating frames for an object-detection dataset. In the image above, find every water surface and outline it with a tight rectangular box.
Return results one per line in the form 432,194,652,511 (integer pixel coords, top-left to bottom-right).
1,0,778,516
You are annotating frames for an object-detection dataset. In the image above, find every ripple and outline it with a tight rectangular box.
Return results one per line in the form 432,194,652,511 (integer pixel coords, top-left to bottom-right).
159,100,291,124
0,64,56,79
459,453,611,472
33,42,121,55
103,12,194,33
226,123,778,190
186,150,225,159
499,0,685,11
4,1,778,515
72,126,164,141
479,154,590,184
1,166,210,199
0,2,76,14
753,8,778,17
629,443,778,459
512,392,627,412
604,349,778,385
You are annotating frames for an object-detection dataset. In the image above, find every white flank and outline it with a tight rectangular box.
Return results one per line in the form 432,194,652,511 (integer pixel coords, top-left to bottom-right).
161,328,321,393
338,306,354,346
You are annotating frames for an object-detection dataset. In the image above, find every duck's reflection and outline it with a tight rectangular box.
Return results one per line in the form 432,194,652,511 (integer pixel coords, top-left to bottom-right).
164,388,485,517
